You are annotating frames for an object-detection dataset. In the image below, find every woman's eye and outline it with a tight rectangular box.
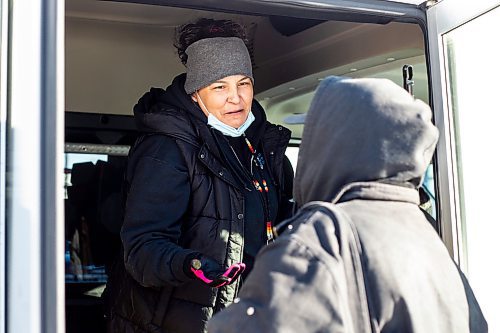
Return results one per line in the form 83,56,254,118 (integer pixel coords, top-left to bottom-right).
238,81,251,87
213,85,225,90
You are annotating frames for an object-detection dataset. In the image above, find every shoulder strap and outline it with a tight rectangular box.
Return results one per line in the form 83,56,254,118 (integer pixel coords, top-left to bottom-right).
303,201,375,333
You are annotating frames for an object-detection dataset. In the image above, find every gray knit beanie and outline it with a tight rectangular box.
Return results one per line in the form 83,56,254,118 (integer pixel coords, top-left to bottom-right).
184,37,253,94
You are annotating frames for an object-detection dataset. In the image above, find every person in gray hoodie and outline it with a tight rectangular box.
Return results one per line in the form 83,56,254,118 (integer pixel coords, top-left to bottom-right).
207,76,488,333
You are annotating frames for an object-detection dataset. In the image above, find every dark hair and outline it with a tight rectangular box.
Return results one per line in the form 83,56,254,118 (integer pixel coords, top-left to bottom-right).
174,18,250,66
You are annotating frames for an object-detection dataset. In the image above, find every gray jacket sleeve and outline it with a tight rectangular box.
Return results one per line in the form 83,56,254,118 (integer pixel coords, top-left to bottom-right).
208,210,356,333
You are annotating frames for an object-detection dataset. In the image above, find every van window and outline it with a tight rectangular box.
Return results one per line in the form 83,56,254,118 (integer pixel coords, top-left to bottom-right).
285,146,299,174
64,152,109,282
64,146,129,333
256,33,434,220
64,111,135,333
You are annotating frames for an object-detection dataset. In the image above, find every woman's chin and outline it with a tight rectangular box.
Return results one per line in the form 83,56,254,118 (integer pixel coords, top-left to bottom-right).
223,119,245,129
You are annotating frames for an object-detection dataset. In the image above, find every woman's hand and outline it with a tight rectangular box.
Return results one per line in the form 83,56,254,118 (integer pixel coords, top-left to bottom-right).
188,254,246,288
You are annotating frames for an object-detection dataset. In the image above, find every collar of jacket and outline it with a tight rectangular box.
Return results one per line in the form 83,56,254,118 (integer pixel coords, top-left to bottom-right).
197,142,246,191
332,181,420,205
261,124,290,158
198,122,290,192
174,112,248,191
260,123,291,186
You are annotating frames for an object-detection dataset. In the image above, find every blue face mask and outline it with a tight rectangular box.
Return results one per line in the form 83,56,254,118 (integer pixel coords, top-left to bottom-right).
196,92,255,137
207,112,255,137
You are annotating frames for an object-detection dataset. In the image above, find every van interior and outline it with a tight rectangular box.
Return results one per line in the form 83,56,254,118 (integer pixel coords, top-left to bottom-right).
64,0,430,332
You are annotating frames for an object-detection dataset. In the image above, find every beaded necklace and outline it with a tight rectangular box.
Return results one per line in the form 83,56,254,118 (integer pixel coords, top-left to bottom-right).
243,134,274,244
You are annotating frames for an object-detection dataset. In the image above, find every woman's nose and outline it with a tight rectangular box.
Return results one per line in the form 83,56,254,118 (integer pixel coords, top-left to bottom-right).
227,85,241,104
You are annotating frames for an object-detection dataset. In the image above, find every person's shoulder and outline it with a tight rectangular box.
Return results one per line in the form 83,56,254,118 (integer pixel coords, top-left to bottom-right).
134,85,189,121
131,134,184,163
261,122,291,150
271,203,344,266
134,99,200,147
275,203,337,239
274,209,306,237
264,121,291,136
149,102,187,121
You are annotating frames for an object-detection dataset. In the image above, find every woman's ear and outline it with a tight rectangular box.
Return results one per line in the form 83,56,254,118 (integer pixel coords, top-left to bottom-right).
191,94,198,103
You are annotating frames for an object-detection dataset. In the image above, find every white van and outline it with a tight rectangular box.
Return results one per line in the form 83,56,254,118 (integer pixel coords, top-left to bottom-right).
1,0,499,332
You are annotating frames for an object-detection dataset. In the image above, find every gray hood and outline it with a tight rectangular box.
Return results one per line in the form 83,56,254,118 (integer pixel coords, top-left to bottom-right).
294,76,438,207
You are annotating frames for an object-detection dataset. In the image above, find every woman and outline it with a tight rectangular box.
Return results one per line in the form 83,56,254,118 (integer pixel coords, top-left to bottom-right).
104,18,293,333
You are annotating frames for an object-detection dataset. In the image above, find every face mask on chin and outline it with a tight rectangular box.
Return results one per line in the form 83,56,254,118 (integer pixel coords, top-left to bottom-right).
196,92,255,137
207,112,255,137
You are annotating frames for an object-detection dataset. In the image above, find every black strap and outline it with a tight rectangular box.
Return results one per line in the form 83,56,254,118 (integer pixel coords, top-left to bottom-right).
303,201,374,333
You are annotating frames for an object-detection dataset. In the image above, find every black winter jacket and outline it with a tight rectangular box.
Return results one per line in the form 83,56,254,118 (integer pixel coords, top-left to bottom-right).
105,74,292,333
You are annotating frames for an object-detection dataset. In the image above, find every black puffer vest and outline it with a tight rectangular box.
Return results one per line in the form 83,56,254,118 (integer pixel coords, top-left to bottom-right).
105,77,291,333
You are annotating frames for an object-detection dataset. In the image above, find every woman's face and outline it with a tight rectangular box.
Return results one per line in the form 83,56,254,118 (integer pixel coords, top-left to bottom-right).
193,74,254,129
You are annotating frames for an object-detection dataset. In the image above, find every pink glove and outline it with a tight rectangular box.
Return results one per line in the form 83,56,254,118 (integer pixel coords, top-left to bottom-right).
189,255,246,288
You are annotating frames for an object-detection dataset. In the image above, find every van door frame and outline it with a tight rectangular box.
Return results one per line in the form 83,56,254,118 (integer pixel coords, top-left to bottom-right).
426,0,500,265
6,0,65,332
120,0,425,24
0,0,8,331
4,1,427,331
